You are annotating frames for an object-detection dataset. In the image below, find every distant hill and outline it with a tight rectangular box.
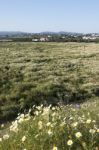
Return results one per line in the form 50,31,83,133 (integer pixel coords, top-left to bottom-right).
0,31,83,37
0,31,99,38
0,31,27,36
0,31,29,38
38,31,83,36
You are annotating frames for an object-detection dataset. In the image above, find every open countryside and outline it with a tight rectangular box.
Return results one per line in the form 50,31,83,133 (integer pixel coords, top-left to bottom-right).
0,42,99,150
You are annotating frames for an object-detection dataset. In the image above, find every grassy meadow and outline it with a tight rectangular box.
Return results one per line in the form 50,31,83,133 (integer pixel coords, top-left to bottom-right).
0,99,99,150
0,42,99,149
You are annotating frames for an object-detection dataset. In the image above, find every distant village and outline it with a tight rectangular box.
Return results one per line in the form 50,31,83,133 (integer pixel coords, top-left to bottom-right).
0,32,99,42
32,34,99,42
82,33,99,40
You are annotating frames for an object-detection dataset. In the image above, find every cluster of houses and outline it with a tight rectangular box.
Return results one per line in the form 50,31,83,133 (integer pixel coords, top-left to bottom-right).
0,33,99,42
32,37,49,42
82,36,97,40
82,34,99,40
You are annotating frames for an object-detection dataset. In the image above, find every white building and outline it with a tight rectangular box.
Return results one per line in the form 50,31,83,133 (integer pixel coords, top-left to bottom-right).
40,37,48,42
32,39,39,42
82,36,97,40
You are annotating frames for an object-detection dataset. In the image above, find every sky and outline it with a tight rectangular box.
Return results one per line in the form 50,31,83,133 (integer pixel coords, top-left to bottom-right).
0,0,99,33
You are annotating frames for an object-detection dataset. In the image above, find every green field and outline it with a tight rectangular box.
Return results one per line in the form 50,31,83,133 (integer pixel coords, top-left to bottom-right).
0,42,99,121
0,42,99,122
0,42,99,149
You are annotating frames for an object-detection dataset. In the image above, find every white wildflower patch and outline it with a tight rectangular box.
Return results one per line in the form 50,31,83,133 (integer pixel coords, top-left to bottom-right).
67,140,73,146
3,134,9,140
18,118,24,124
22,136,26,143
72,122,78,127
0,100,99,150
52,107,56,111
52,112,56,117
1,124,4,128
10,120,19,133
60,121,66,127
34,111,39,116
38,121,43,130
48,129,53,136
53,146,58,150
46,122,51,127
75,132,82,138
86,119,91,124
97,129,99,133
42,107,50,116
89,129,96,134
0,138,2,142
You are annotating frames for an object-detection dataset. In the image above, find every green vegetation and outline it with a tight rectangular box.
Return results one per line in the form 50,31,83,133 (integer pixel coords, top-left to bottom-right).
0,42,99,150
0,42,99,122
0,99,99,150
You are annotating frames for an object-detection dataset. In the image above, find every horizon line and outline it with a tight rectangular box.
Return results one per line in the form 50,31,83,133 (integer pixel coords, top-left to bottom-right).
0,30,99,34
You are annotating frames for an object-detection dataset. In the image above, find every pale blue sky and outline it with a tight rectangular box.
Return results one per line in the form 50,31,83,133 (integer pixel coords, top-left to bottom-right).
0,0,99,33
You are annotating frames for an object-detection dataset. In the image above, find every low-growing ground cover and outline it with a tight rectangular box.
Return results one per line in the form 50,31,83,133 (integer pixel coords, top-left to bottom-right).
0,42,99,122
0,99,99,150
